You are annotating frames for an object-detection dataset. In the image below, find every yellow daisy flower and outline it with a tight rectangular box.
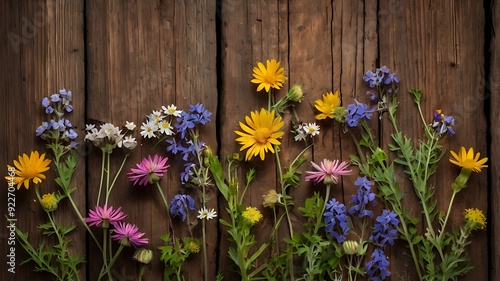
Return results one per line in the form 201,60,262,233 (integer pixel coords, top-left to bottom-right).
251,59,287,92
235,109,285,161
464,208,486,230
314,91,341,120
6,151,51,190
241,206,263,225
449,147,488,173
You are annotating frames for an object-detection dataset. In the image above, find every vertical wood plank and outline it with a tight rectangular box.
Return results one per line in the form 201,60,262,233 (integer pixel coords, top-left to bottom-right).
379,1,487,280
490,0,500,280
86,0,217,280
1,0,86,280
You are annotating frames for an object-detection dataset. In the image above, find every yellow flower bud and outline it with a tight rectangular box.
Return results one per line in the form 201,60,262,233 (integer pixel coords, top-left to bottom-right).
40,193,58,212
287,84,304,102
262,189,281,208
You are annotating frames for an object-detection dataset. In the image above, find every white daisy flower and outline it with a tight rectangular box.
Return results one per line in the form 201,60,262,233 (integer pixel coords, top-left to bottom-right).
150,110,164,123
162,104,182,117
303,123,320,137
140,121,158,138
158,121,174,135
197,207,217,220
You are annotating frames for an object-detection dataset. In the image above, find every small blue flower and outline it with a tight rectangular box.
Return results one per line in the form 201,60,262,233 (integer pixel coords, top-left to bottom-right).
50,93,61,102
65,129,78,140
346,100,376,127
166,138,180,154
45,106,54,114
370,209,399,247
365,248,391,281
324,198,350,243
42,97,50,108
65,104,73,113
180,163,195,184
170,194,196,222
348,176,376,218
432,110,455,135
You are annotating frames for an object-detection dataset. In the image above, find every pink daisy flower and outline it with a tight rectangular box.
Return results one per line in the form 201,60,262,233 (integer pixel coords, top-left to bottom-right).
111,221,149,248
127,155,170,186
84,205,126,228
305,159,352,185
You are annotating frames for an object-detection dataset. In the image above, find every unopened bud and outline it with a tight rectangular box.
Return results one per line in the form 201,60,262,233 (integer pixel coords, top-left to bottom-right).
133,248,153,264
343,240,360,255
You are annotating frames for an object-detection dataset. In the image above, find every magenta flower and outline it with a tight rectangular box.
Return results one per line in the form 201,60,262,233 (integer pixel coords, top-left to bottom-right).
127,155,170,186
111,221,149,248
84,205,127,228
305,159,351,185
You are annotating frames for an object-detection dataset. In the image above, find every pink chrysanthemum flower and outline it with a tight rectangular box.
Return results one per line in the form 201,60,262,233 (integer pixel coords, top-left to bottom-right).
305,159,352,185
127,155,170,186
111,221,149,248
84,205,126,228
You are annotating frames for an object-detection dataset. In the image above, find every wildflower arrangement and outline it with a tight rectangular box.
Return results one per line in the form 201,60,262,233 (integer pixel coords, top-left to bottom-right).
5,59,487,281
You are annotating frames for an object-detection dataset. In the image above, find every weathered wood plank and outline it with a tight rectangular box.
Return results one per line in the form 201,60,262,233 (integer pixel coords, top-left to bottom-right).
1,0,86,280
490,0,500,280
86,0,217,280
379,1,487,280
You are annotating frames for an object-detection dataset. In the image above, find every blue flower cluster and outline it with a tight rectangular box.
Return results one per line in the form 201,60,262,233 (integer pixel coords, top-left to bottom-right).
36,89,78,148
363,66,399,90
166,103,212,184
323,198,350,243
170,194,195,222
365,248,391,281
345,99,376,127
370,209,400,247
348,176,376,218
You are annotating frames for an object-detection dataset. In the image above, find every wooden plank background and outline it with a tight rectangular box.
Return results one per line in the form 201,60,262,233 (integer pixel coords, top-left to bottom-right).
0,0,493,280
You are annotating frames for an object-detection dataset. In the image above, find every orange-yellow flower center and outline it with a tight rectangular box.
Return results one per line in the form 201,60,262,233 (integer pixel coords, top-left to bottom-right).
254,128,272,144
22,166,39,179
264,74,277,85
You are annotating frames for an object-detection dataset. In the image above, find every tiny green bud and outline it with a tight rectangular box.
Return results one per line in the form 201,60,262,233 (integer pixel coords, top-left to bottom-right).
333,106,348,123
451,168,471,192
287,84,304,102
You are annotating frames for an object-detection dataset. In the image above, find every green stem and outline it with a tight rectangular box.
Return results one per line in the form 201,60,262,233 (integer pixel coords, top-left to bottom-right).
106,154,130,205
99,244,125,280
314,185,330,235
202,219,208,281
438,190,458,243
66,191,103,251
155,182,174,237
97,150,106,206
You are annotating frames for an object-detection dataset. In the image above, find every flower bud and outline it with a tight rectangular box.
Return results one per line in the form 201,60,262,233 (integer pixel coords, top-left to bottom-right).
333,107,348,123
287,84,304,102
133,248,153,264
40,193,58,212
343,240,360,255
149,173,161,184
262,189,280,208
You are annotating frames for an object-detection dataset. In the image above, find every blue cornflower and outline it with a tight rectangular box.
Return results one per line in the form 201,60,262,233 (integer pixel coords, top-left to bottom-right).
170,194,195,222
348,176,376,218
346,100,376,127
432,110,455,135
324,198,350,243
365,248,391,281
370,209,399,247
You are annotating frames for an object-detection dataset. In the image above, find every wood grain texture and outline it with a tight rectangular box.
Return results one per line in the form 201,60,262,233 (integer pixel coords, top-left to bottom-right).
1,0,86,280
86,0,216,280
1,0,492,280
379,1,487,280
